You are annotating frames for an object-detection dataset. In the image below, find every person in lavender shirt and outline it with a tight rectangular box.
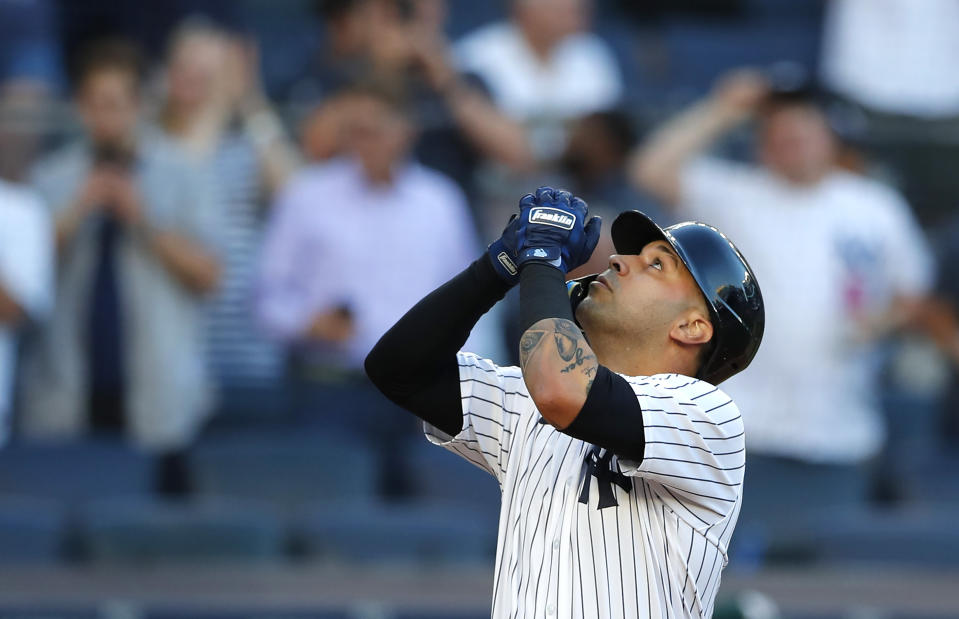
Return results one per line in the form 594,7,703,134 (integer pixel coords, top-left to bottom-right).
257,82,501,490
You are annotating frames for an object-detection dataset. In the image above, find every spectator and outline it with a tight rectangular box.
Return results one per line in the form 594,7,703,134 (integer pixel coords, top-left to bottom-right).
286,0,379,108
820,0,959,226
821,0,959,120
19,39,221,494
630,70,935,553
555,109,673,277
158,19,299,404
0,180,53,446
453,0,623,158
257,82,499,436
299,0,533,201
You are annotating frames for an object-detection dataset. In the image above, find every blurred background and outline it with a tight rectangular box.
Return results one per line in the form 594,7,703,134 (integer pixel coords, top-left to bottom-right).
1,0,959,617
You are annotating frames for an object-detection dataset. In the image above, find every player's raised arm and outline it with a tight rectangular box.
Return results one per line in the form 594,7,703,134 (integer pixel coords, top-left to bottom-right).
364,202,526,436
505,188,604,425
510,189,658,463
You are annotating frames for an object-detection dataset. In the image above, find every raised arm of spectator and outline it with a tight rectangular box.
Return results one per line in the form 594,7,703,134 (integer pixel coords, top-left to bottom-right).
239,100,301,196
920,236,959,366
914,296,959,367
0,285,23,324
629,70,769,206
412,32,535,173
443,78,535,172
143,231,220,295
215,38,301,197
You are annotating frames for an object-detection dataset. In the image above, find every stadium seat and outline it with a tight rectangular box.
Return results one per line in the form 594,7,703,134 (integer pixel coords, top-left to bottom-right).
0,438,154,503
660,20,821,97
0,609,97,619
445,1,508,39
806,505,959,566
0,496,66,562
188,432,380,509
297,501,495,565
147,611,348,619
913,449,959,504
77,497,284,562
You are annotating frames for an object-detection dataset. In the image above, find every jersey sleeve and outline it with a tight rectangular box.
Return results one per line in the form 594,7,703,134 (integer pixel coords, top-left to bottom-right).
616,375,745,526
423,352,532,483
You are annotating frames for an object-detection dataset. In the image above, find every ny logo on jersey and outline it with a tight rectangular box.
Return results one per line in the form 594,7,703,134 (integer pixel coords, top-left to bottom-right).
579,445,631,510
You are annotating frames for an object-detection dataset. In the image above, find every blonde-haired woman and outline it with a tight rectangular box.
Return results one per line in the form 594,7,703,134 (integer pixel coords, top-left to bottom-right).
159,19,300,413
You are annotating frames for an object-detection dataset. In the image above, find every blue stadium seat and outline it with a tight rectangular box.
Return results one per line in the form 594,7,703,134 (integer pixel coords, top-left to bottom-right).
188,432,380,509
745,0,824,20
0,609,97,619
807,505,959,566
913,449,959,504
77,497,284,562
147,611,349,619
0,496,66,562
445,1,507,39
660,19,821,97
0,439,154,502
298,501,495,564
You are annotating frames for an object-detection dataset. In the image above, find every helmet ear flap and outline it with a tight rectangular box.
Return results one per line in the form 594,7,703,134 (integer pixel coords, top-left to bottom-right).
566,274,598,328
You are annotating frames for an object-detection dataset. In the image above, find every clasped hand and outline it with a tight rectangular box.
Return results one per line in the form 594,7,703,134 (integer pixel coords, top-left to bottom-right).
488,186,601,284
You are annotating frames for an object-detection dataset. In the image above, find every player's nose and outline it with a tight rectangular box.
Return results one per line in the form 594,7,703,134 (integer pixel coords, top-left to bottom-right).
609,254,628,276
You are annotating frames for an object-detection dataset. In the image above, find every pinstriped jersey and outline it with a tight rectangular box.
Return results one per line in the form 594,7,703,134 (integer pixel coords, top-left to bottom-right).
424,352,745,619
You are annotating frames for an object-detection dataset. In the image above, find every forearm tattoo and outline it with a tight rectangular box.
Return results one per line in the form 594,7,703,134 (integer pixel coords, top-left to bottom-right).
519,329,546,370
520,319,598,394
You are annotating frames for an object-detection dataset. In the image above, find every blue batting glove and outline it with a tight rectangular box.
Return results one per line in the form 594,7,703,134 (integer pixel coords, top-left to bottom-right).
487,214,522,285
487,187,601,283
514,186,601,273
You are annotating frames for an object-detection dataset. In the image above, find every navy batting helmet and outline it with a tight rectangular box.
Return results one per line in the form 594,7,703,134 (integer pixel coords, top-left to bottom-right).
611,210,764,385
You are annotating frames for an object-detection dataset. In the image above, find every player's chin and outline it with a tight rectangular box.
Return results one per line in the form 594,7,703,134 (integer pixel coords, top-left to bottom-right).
575,295,601,324
581,287,609,309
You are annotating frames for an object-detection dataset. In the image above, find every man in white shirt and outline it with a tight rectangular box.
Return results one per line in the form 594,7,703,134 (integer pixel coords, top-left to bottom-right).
631,70,934,553
820,0,959,228
0,180,53,445
821,0,959,119
454,0,623,158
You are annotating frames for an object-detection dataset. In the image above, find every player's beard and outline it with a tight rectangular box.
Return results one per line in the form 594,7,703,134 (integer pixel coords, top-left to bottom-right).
577,289,675,356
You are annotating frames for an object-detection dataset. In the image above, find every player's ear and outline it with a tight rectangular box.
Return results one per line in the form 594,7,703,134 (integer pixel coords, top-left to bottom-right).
669,308,713,347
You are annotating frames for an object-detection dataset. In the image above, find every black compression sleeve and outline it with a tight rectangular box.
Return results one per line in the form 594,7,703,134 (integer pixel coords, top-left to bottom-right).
365,255,510,436
564,366,645,461
519,263,574,332
516,264,644,459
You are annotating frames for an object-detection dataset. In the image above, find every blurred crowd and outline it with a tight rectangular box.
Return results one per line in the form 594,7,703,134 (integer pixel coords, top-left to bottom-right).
2,0,959,570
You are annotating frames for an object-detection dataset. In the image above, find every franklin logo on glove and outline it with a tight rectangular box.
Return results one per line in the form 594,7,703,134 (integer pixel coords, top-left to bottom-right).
529,207,576,230
496,252,518,275
485,186,600,283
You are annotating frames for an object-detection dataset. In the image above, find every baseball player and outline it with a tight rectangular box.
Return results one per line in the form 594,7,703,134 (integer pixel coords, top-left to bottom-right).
366,187,764,618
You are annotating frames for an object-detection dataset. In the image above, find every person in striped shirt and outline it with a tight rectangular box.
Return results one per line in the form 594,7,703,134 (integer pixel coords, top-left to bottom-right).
366,186,764,618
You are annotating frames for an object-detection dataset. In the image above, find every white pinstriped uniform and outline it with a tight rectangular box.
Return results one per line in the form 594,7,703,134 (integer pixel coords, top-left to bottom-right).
425,352,745,619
